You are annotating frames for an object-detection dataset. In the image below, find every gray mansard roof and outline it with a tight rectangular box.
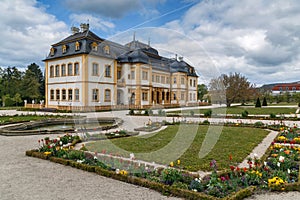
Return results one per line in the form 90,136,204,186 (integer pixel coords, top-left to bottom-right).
43,28,198,77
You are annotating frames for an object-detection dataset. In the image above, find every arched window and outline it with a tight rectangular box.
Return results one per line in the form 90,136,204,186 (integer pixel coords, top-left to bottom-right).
92,42,98,51
104,45,110,54
62,45,67,53
56,89,60,100
68,89,73,100
55,65,60,77
74,89,80,101
75,41,80,51
49,65,54,77
50,89,54,100
105,89,111,102
67,63,73,76
61,64,66,76
50,47,55,56
62,89,66,100
74,63,79,75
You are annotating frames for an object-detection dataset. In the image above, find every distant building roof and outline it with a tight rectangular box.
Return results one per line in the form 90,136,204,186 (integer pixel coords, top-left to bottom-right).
272,83,300,91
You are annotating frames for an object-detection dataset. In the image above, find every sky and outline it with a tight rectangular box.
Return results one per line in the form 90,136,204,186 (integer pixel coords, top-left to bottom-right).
1,0,300,86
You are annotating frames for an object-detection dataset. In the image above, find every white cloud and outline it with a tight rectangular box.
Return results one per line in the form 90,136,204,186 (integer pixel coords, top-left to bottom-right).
0,0,69,68
156,0,300,84
69,14,115,32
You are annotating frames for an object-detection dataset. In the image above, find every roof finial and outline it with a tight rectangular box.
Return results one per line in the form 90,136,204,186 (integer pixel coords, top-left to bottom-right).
133,31,136,42
148,37,150,46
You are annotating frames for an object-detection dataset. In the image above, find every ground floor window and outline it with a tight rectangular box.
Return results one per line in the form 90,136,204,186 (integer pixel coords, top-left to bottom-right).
75,89,79,101
62,89,66,100
92,89,99,101
105,89,111,102
56,89,60,101
68,89,73,100
50,90,54,100
142,91,148,101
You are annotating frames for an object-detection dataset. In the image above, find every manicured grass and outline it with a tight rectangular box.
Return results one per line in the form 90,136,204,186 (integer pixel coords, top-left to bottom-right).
0,114,72,124
86,125,269,171
169,106,297,115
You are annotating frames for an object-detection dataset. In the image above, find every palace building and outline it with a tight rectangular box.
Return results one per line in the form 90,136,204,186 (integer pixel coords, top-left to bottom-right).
43,23,198,111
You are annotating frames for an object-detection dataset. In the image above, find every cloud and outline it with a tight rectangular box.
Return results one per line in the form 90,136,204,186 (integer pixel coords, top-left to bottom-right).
0,0,69,68
156,0,300,84
65,0,167,19
65,0,141,18
69,14,115,32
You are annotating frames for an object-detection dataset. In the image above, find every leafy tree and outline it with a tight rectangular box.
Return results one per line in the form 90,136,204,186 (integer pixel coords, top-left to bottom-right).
197,84,208,100
20,70,40,101
262,97,267,106
255,97,261,108
13,93,22,106
209,73,253,107
27,63,45,99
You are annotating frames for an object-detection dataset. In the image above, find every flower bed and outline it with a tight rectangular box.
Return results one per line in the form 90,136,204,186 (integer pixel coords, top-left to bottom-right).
26,131,300,199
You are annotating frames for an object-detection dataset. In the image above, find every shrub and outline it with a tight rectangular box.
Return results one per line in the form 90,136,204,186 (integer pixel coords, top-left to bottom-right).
255,98,261,108
270,113,276,119
241,110,249,118
262,97,268,106
67,150,85,160
161,168,183,185
254,121,264,128
190,110,195,116
204,109,212,117
202,120,210,125
158,109,166,116
129,109,134,115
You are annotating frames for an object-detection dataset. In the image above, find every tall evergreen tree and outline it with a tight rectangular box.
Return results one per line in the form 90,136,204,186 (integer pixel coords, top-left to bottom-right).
255,97,261,108
262,97,268,106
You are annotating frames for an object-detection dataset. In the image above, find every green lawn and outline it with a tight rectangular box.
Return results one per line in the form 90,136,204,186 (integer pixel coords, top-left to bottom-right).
86,125,269,171
169,106,297,115
0,115,72,124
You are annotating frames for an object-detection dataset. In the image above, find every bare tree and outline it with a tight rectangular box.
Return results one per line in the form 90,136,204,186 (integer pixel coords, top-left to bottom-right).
209,73,253,107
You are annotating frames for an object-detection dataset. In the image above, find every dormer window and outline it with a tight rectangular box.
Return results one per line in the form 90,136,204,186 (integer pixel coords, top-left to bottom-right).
104,45,110,54
75,41,80,51
92,42,98,51
62,45,67,53
50,47,55,56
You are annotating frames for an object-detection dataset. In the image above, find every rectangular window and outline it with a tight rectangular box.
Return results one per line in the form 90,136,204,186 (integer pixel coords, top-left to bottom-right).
193,93,196,101
190,79,192,87
68,89,73,100
74,63,79,75
92,63,99,76
130,70,135,79
62,89,66,100
156,75,160,83
173,93,176,100
173,77,176,84
55,65,60,77
166,77,170,84
161,76,165,84
181,77,185,85
75,89,79,101
56,89,60,100
68,63,73,76
181,92,185,100
50,90,54,100
105,65,111,77
50,66,54,78
190,93,192,101
142,92,148,101
92,89,99,101
193,80,196,87
142,71,148,80
105,89,111,102
152,75,155,82
61,64,66,76
117,70,121,79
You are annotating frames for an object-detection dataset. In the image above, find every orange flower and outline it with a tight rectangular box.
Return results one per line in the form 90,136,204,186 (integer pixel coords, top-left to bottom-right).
284,150,290,155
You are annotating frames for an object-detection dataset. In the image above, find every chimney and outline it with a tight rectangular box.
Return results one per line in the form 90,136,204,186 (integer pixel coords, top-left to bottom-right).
178,56,183,61
71,26,79,34
80,23,89,32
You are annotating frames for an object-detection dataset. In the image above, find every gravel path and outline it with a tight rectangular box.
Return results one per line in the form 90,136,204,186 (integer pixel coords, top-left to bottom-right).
0,134,181,200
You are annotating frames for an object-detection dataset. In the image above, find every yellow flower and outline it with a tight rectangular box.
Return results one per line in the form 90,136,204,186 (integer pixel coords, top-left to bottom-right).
169,162,174,167
177,160,181,165
120,170,128,176
44,152,51,156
